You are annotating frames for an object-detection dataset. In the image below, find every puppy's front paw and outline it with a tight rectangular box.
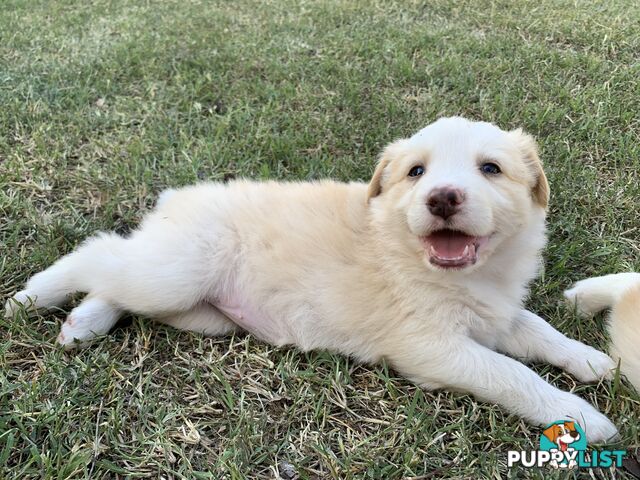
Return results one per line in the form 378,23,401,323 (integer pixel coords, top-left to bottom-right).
554,393,618,443
581,412,619,444
564,341,616,382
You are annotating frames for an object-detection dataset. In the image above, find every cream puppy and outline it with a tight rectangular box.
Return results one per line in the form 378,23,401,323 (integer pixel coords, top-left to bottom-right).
565,272,640,391
5,117,617,442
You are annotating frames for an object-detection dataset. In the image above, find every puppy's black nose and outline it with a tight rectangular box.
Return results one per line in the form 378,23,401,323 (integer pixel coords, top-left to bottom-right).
570,430,579,438
426,187,465,220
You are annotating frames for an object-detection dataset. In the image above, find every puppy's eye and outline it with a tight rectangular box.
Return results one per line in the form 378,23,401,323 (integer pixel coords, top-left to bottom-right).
408,165,425,177
480,162,501,175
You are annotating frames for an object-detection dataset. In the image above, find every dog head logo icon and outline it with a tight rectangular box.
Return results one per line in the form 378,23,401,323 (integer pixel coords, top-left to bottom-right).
542,421,583,451
539,420,588,468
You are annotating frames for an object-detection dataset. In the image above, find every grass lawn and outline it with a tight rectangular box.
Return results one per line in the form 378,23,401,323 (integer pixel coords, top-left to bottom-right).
1,0,639,478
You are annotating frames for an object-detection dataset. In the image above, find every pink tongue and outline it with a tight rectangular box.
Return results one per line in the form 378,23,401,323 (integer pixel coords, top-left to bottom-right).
426,230,474,258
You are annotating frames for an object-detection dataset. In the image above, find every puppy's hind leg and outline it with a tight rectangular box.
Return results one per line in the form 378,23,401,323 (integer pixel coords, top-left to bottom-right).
564,272,640,316
59,302,240,349
7,229,210,319
57,302,240,349
57,296,123,349
5,232,129,318
155,303,241,337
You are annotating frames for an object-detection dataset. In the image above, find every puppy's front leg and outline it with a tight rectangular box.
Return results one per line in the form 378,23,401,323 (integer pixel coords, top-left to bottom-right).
496,310,615,382
390,336,617,443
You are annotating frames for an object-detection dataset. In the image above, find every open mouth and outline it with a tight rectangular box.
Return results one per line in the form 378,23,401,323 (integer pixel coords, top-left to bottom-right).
421,229,489,269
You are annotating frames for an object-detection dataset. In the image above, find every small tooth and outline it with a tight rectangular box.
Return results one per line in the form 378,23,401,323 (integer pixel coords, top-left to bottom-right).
429,246,437,256
462,245,470,257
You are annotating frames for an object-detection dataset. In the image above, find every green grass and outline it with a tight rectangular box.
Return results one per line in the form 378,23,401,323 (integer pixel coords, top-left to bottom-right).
1,0,639,478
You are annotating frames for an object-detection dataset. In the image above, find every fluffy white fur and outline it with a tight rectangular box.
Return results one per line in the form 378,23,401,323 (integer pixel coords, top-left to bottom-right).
565,272,640,391
5,117,618,442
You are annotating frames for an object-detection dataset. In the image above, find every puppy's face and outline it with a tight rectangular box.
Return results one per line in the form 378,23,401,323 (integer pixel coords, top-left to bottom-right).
368,117,548,272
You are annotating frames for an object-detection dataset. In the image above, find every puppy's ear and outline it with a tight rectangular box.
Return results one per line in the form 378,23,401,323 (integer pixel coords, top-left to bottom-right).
542,424,559,442
510,129,549,209
367,139,407,202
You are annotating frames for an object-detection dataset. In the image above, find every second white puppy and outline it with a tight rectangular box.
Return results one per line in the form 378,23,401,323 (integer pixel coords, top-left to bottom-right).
565,272,640,391
6,117,618,441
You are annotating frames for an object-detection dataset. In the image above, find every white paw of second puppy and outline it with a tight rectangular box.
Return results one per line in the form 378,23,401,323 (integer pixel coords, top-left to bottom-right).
563,280,604,317
563,341,616,383
564,273,640,317
553,392,618,443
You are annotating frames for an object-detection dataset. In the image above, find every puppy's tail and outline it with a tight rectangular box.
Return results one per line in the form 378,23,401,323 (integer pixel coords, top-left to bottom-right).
565,273,640,391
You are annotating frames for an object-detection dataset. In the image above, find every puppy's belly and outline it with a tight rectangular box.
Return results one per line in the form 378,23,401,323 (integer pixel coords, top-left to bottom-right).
213,294,282,344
